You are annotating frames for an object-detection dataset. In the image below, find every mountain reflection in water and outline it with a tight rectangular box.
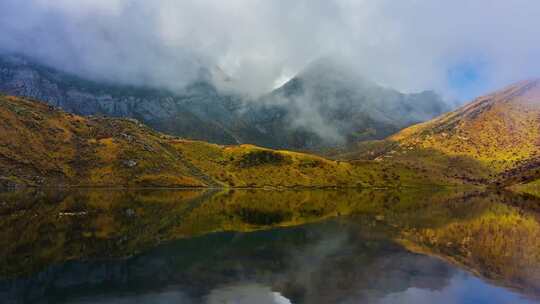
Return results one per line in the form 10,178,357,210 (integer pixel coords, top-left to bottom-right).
0,188,539,303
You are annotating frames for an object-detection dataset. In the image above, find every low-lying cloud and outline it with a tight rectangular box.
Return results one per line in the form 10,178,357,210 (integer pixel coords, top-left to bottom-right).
1,0,540,100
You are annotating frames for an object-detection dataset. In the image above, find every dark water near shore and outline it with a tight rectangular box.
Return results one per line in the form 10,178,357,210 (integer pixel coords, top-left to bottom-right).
0,188,539,303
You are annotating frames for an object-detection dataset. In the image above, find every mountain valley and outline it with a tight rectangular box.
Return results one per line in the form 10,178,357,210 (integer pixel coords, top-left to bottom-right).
0,55,449,151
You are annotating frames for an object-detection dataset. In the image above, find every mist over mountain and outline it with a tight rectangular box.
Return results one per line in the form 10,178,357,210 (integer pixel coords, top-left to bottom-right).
0,55,449,150
240,58,450,149
0,55,248,144
248,59,450,145
2,1,540,101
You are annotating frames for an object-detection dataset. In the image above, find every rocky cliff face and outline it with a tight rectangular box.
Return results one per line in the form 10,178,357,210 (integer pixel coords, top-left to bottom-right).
0,55,254,145
0,55,449,150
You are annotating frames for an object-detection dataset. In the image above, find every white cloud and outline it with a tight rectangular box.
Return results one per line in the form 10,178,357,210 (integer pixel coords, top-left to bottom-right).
1,0,539,100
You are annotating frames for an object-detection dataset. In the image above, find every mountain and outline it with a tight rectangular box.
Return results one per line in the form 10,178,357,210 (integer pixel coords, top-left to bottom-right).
340,79,540,186
0,55,258,145
0,94,434,189
0,55,448,151
240,59,450,149
3,56,538,190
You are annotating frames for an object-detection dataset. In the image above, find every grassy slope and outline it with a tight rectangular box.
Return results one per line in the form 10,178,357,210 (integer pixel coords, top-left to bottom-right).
7,77,539,190
338,79,540,186
0,94,436,189
0,94,208,188
174,140,435,188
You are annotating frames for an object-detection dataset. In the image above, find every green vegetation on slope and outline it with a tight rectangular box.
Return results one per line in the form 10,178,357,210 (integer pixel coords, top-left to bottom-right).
173,140,437,188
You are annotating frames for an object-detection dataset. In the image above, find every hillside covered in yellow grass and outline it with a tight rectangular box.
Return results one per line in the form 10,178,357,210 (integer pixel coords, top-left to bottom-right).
0,94,435,189
3,78,540,190
339,79,540,187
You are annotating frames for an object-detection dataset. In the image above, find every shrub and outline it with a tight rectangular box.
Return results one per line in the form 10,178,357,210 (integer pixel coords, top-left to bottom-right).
236,150,288,168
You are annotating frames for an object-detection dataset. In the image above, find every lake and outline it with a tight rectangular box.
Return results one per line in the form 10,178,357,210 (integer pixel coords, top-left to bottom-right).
0,188,539,303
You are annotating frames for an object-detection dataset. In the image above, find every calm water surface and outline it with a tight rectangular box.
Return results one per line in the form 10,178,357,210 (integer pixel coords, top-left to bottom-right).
0,189,539,303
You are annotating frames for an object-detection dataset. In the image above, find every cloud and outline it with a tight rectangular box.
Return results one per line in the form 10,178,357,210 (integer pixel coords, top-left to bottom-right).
374,274,535,304
1,0,540,100
206,283,292,304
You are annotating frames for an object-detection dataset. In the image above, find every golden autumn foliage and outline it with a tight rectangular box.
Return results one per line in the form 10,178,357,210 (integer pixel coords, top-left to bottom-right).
0,94,437,189
340,79,540,187
1,79,539,190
